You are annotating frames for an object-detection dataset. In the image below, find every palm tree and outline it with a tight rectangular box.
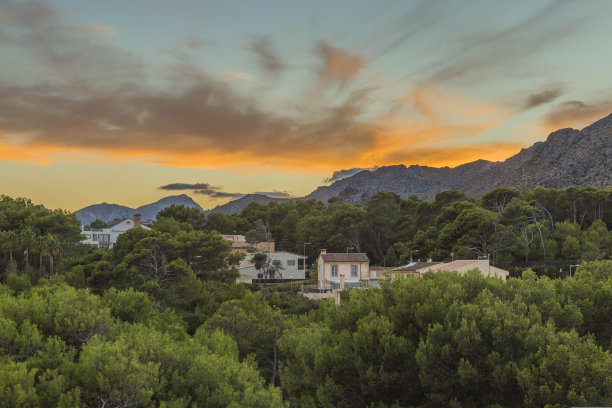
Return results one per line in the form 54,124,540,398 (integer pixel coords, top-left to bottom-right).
20,227,36,277
1,230,18,262
46,234,60,276
35,234,47,278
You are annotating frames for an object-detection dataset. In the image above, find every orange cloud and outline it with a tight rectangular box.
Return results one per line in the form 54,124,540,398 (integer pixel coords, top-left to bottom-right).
73,23,117,36
225,70,252,81
0,79,526,175
411,84,504,123
316,41,366,83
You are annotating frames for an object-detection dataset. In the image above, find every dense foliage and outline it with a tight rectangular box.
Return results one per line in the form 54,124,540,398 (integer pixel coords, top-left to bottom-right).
157,187,612,271
280,263,612,407
1,188,611,407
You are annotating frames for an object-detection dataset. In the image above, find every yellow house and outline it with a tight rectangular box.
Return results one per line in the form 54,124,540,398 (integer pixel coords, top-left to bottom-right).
317,249,370,288
391,261,440,279
419,259,509,279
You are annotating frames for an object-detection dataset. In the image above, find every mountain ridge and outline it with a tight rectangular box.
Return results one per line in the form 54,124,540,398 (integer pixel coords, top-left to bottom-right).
74,113,612,217
75,194,203,225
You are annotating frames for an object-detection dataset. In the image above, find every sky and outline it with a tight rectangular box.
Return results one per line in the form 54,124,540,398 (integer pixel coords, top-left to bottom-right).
1,0,612,211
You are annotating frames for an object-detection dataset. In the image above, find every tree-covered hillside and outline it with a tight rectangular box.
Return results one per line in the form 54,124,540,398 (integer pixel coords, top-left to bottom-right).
194,186,612,271
0,190,611,407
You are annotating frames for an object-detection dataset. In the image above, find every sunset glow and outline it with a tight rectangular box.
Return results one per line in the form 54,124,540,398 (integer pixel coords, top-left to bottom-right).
2,0,612,210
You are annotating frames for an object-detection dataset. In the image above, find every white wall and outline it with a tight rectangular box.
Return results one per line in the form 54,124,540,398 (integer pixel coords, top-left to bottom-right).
240,251,307,280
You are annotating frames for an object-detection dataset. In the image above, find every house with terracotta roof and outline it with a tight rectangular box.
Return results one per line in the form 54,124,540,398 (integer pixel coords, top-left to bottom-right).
391,261,441,278
317,249,370,288
415,259,509,279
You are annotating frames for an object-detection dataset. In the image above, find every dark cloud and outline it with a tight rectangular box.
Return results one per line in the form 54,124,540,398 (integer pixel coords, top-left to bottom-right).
158,184,294,200
194,190,243,199
246,37,287,76
0,76,378,166
0,2,380,168
544,100,612,128
324,167,377,183
159,183,242,199
159,183,216,190
522,87,564,110
253,191,294,199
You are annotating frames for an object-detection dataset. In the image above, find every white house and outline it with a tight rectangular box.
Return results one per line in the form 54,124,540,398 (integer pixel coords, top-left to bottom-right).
81,214,150,249
238,251,307,280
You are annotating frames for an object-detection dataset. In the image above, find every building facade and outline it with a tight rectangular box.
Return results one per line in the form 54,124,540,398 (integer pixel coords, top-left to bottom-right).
81,214,150,249
238,251,307,280
317,249,370,288
393,259,509,279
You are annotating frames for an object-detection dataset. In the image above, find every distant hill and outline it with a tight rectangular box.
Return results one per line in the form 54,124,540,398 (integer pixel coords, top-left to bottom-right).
74,114,612,218
209,194,291,215
75,194,203,225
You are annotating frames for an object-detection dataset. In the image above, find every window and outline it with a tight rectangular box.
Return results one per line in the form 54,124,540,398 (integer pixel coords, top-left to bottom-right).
351,265,358,277
272,260,281,266
85,234,91,239
99,234,110,242
92,234,98,241
331,264,338,277
287,260,296,266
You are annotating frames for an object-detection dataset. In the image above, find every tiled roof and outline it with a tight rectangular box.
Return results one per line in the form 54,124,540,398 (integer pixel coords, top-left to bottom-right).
107,218,127,228
431,260,478,270
320,253,369,262
393,262,440,272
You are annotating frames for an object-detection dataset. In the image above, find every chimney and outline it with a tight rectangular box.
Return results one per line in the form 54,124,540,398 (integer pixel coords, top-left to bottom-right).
133,214,141,229
320,248,327,255
340,274,345,290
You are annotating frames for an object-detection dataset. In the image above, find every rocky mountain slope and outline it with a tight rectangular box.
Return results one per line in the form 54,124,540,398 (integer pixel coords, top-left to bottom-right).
75,194,203,225
209,194,291,215
75,114,612,217
302,113,611,205
304,160,496,203
460,114,612,196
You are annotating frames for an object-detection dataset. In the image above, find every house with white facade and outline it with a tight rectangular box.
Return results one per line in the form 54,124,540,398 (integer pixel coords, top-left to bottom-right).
238,251,307,280
81,214,150,249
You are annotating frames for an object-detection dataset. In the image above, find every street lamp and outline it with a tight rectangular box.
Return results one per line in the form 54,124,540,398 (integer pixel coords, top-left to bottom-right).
346,246,354,253
410,250,418,263
303,242,311,273
569,264,579,279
